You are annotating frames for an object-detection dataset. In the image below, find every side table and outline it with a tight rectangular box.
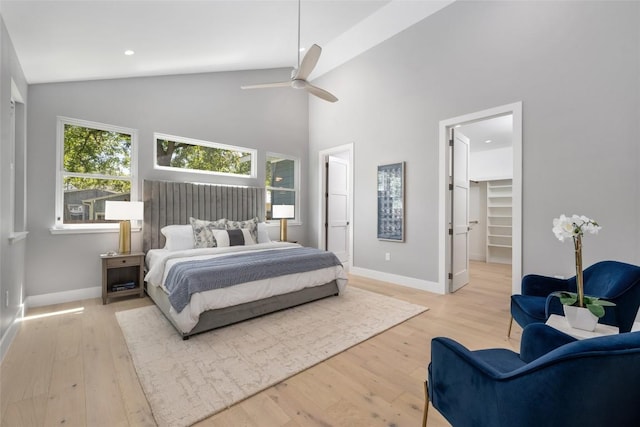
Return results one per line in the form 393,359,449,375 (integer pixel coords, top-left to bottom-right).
101,252,145,304
545,314,618,340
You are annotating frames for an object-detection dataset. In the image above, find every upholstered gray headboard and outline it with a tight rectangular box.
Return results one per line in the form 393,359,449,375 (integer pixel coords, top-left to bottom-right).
143,180,265,252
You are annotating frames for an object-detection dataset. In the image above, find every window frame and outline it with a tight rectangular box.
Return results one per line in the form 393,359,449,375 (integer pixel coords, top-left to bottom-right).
53,116,139,232
265,152,300,224
153,132,257,179
8,81,29,243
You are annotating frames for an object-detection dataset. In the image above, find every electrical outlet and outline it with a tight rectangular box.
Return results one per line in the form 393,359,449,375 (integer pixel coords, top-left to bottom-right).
385,252,391,261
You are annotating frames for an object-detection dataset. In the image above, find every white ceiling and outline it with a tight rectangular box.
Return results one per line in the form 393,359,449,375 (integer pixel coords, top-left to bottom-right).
1,0,454,85
458,114,513,153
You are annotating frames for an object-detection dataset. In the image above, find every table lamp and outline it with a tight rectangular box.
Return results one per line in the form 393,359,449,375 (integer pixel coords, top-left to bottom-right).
272,205,295,242
105,200,144,254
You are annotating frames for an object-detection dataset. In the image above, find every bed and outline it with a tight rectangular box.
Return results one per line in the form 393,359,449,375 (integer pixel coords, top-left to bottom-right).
143,180,348,339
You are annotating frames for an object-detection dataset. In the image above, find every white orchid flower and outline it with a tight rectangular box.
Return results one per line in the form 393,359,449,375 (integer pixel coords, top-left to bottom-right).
552,214,600,241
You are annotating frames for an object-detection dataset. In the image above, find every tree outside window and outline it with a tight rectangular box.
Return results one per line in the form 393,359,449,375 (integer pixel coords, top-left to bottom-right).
266,155,298,220
154,133,255,177
56,118,136,226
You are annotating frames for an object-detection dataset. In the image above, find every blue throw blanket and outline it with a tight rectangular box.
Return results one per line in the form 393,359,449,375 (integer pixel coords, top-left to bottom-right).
165,247,342,312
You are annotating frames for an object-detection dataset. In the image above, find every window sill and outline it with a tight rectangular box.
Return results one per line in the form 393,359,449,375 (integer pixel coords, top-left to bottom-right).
49,226,141,235
8,231,29,243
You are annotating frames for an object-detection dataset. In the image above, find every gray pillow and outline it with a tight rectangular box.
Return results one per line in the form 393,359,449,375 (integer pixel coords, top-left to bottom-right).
227,217,259,243
190,217,227,248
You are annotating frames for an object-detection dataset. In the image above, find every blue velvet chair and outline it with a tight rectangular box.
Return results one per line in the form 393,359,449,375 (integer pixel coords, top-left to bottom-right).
423,324,640,427
509,260,640,335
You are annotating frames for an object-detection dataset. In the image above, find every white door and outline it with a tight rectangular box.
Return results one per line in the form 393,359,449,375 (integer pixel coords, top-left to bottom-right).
451,130,470,291
326,156,350,263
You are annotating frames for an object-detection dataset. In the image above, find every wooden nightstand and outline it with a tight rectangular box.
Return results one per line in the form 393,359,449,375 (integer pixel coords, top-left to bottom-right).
101,252,145,304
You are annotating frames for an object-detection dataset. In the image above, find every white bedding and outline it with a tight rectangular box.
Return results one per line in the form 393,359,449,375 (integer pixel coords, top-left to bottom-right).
145,242,348,333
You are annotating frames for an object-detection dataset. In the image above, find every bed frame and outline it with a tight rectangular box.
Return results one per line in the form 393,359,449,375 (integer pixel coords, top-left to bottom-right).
143,179,339,339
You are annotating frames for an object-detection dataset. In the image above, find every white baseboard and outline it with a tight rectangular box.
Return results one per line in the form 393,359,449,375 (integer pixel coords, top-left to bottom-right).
25,286,101,308
0,306,24,363
350,267,444,294
470,253,486,262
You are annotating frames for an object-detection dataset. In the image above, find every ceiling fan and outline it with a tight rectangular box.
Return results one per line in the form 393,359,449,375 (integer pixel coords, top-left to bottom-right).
240,0,338,103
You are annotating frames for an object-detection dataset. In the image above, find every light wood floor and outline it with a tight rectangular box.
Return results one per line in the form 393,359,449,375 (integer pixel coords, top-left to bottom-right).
1,261,518,426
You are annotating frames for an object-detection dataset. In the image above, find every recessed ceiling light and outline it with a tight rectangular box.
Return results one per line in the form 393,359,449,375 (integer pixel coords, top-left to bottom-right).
484,139,492,143
124,50,135,56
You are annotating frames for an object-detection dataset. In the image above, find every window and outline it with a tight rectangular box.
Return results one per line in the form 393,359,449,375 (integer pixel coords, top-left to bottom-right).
265,154,299,221
55,117,137,229
9,79,28,241
154,133,256,178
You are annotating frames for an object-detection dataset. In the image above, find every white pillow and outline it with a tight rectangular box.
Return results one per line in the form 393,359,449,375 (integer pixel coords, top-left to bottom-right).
190,217,227,248
161,225,194,251
212,229,256,247
257,222,271,243
226,217,259,242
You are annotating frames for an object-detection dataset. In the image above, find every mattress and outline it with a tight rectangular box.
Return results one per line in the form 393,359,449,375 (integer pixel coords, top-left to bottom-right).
145,242,348,333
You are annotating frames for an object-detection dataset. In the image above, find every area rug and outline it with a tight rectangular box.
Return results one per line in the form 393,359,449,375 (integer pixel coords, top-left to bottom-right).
116,287,428,427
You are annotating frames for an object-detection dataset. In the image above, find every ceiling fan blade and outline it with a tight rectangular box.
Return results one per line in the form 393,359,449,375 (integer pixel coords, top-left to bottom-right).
305,82,338,103
241,81,291,90
294,44,321,80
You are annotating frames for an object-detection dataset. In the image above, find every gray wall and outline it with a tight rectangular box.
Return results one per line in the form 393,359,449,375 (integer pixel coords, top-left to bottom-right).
309,1,640,282
26,69,308,298
8,0,640,314
0,16,28,343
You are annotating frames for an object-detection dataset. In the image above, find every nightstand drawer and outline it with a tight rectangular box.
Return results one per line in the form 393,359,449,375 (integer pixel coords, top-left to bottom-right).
105,256,141,268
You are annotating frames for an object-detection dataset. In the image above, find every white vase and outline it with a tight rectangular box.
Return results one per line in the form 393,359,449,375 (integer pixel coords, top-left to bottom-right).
563,305,598,331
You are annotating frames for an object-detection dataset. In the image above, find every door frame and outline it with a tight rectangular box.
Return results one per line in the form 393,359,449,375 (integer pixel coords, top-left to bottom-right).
318,142,354,271
438,102,523,294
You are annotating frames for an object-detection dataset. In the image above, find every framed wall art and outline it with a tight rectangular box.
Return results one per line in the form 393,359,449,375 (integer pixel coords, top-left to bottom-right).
377,162,405,242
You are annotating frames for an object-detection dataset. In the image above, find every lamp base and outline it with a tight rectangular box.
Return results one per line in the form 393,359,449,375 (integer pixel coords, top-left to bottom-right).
118,220,132,254
279,218,288,242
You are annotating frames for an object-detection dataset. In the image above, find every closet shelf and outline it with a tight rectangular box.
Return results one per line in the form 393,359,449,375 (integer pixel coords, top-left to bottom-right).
486,179,513,265
488,243,512,248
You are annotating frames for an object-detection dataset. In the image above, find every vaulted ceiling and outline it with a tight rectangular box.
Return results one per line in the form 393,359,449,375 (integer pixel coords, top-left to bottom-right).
1,0,453,84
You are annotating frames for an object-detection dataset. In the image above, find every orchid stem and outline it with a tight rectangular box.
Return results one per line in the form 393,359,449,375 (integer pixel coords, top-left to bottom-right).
574,235,584,308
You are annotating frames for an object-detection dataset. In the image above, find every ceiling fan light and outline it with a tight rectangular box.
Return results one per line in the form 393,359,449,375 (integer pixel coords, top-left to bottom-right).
239,0,337,102
291,79,307,90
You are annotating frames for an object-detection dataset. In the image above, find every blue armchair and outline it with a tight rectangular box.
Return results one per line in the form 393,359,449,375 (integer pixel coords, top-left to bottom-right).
509,260,640,335
423,324,640,427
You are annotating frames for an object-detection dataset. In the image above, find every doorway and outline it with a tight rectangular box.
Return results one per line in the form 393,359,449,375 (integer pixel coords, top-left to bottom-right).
318,143,354,271
438,102,522,295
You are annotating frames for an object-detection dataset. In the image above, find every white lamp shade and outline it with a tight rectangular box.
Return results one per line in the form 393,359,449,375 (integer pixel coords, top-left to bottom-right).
105,201,144,221
272,205,295,219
